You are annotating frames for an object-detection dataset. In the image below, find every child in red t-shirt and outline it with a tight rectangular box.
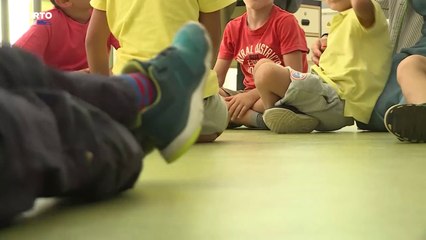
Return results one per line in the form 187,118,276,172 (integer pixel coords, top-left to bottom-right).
214,0,308,129
14,0,119,72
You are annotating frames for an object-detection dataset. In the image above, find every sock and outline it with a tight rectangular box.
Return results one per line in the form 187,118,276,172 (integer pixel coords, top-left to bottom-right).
256,113,268,129
249,112,268,129
120,73,157,110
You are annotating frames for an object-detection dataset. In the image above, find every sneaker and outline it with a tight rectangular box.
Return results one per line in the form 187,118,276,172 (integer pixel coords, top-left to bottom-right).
121,22,211,162
384,104,426,143
263,107,319,133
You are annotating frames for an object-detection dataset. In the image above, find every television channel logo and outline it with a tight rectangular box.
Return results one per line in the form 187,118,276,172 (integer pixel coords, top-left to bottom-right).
33,12,52,25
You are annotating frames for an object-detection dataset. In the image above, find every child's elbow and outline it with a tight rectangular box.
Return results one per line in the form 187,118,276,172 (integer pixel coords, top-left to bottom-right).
85,33,97,50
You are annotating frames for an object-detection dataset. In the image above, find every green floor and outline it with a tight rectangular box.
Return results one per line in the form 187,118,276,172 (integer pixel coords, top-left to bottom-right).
1,126,426,240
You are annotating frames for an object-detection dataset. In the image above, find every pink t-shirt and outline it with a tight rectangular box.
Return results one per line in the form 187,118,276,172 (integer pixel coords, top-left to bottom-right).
14,8,119,71
219,5,308,90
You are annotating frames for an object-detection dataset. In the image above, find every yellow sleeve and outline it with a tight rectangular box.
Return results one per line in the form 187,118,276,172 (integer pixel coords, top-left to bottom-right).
199,0,236,13
90,0,106,11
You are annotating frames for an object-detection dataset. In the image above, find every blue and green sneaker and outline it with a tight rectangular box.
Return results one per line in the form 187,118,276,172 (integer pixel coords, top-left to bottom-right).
122,22,211,163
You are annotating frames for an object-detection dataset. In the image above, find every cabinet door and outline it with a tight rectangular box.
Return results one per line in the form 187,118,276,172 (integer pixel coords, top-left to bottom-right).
293,4,321,36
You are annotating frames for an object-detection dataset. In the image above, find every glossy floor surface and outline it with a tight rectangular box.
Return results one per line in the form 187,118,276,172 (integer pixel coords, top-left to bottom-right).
1,126,426,240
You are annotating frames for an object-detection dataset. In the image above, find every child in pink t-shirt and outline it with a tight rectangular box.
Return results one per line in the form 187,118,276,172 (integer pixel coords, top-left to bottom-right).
14,0,119,72
214,0,308,129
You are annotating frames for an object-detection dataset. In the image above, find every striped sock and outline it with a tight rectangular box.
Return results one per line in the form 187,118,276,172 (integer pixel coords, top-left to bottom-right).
120,73,157,110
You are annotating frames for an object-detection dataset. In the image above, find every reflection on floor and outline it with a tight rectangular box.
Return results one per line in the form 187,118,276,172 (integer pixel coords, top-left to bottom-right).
1,125,426,240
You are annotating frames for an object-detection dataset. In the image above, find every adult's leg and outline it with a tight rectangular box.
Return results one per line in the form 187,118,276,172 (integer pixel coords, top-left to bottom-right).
0,88,143,226
0,47,51,88
0,47,139,127
1,22,212,162
0,22,212,225
54,22,212,160
49,70,140,127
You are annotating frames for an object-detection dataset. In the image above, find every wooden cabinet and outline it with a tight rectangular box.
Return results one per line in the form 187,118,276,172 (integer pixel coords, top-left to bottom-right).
293,4,321,36
293,2,322,66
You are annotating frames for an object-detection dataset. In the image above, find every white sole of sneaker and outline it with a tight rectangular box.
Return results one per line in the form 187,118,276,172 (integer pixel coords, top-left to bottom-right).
384,104,402,139
263,108,319,134
161,23,212,162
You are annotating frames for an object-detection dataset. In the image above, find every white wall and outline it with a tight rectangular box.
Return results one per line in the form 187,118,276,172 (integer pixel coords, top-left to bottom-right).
223,68,238,91
1,0,33,45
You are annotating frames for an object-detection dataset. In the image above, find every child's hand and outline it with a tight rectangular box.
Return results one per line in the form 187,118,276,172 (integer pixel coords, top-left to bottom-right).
226,92,257,121
311,35,327,65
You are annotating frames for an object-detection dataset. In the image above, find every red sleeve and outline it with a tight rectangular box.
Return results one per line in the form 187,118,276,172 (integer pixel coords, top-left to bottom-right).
218,22,236,60
108,34,120,50
13,24,50,60
277,15,308,55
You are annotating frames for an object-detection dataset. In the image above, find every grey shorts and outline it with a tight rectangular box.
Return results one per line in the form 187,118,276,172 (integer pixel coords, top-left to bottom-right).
202,93,228,135
275,69,353,131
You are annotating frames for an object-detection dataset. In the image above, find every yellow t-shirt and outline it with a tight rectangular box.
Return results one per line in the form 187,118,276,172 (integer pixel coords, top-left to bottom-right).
90,0,236,98
311,1,392,123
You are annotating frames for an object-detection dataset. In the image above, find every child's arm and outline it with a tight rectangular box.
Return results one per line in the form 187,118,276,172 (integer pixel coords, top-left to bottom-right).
214,58,233,87
351,0,375,28
86,9,110,75
283,51,304,72
374,0,389,18
199,10,222,68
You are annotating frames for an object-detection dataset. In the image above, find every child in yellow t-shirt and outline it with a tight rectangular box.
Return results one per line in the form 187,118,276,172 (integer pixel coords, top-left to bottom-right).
253,0,392,134
86,0,236,143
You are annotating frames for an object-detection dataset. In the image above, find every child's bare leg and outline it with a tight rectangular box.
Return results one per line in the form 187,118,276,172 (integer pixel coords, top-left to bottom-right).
225,96,266,128
254,59,319,133
252,98,265,113
253,58,291,109
397,55,426,104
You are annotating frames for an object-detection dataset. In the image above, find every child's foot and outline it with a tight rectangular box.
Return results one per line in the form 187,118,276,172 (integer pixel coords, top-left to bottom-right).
121,22,211,162
263,107,319,133
384,104,426,143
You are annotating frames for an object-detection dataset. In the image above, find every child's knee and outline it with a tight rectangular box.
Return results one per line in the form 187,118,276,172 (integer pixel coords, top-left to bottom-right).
402,55,426,70
254,59,282,87
253,58,274,77
397,55,425,85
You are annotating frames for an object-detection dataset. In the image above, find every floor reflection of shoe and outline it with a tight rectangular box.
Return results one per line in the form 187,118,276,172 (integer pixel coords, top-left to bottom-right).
122,22,211,162
227,122,242,129
384,103,426,143
263,108,319,134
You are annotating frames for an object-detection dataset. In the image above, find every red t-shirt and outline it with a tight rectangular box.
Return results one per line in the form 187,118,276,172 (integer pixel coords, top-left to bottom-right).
219,5,308,90
14,8,119,71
